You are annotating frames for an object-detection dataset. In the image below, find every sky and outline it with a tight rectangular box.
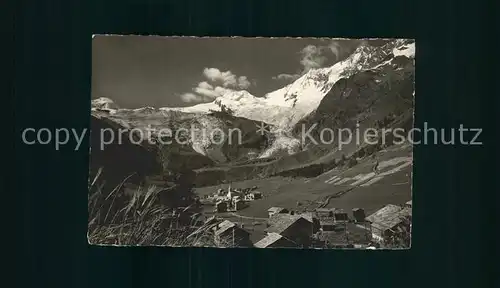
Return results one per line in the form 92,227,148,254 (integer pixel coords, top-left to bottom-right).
91,36,363,108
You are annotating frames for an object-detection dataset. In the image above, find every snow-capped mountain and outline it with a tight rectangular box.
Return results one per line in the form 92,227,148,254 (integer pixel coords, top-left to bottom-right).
160,40,415,131
91,39,415,161
91,97,120,111
91,99,158,116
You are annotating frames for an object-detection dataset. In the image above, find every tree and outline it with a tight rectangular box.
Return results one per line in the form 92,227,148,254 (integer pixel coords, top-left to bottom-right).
347,157,358,168
157,144,172,180
338,154,347,166
156,120,177,180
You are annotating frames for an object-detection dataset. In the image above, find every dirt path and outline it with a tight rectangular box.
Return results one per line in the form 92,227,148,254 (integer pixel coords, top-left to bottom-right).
317,186,356,208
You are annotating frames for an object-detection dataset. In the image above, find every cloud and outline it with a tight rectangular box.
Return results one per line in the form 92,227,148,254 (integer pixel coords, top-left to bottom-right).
327,41,342,59
272,73,300,82
180,68,253,103
202,68,251,89
327,40,362,61
194,87,220,99
193,81,220,99
237,76,251,89
197,81,214,90
272,40,362,84
272,44,329,84
300,45,328,71
180,93,204,103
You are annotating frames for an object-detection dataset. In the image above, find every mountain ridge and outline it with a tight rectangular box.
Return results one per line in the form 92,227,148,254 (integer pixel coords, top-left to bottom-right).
93,39,414,132
91,39,415,167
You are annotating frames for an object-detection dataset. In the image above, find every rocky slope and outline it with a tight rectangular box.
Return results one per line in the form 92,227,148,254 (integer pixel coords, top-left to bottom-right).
89,113,162,192
294,39,415,147
91,102,272,165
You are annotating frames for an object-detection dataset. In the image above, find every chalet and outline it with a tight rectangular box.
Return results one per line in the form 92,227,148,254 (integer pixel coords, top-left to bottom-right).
268,207,289,218
215,201,227,213
314,208,349,230
245,192,261,201
298,212,320,233
266,214,313,247
315,208,335,218
365,204,412,242
333,209,349,222
314,223,372,248
319,219,339,231
213,220,251,247
249,191,262,200
254,233,296,248
352,208,366,222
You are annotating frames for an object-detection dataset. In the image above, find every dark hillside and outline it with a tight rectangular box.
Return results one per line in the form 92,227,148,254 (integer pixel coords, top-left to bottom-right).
89,114,161,191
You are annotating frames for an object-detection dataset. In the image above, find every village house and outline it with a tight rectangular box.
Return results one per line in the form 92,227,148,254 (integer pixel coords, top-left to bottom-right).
319,218,339,231
298,212,320,233
314,208,350,231
315,208,336,231
247,191,262,200
266,214,313,247
365,204,412,242
313,223,372,248
268,207,289,218
215,201,227,213
334,209,349,222
213,220,251,247
352,208,366,222
315,208,349,221
225,187,242,200
254,232,296,248
315,208,335,218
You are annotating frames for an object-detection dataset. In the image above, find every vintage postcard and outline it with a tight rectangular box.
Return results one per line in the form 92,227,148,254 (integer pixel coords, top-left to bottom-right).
89,36,414,249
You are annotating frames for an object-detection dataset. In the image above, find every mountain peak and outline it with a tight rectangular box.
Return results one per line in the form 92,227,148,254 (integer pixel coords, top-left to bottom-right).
91,97,119,111
99,39,415,131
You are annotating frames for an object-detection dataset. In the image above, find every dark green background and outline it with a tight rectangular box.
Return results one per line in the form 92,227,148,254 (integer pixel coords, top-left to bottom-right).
14,0,493,287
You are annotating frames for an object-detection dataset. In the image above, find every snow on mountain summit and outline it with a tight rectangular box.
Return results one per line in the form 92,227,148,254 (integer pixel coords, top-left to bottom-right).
161,63,351,130
92,97,119,110
261,54,362,127
96,39,415,133
393,42,415,58
91,39,415,162
163,40,415,130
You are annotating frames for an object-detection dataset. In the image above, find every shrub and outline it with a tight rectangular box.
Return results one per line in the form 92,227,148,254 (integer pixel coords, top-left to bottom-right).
338,154,347,166
88,169,212,246
347,157,358,168
356,147,366,158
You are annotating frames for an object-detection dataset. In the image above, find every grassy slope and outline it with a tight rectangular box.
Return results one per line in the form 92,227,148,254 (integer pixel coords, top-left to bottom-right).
195,143,412,218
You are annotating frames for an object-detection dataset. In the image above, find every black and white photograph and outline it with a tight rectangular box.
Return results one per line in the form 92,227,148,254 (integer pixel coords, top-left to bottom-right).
89,36,415,249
